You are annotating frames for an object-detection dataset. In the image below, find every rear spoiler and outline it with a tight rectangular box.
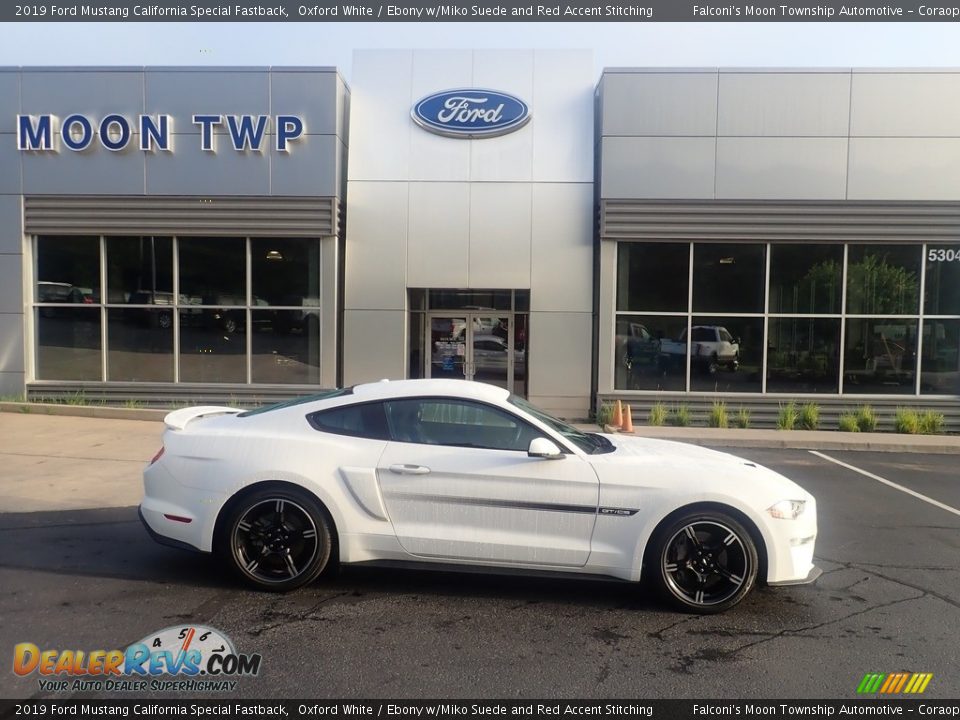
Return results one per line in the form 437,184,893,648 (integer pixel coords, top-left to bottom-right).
164,406,243,431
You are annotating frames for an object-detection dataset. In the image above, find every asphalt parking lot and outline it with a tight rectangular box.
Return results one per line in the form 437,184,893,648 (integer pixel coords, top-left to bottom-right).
0,440,958,700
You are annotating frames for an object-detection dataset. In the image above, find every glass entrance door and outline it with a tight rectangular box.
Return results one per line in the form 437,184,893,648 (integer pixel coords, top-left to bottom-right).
427,314,516,392
429,316,467,381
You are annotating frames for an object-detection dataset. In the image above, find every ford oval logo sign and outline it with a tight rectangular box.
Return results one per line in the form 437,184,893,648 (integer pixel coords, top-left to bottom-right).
412,89,531,139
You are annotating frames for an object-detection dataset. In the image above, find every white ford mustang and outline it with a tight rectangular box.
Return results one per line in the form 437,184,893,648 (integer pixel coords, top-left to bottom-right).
140,379,820,613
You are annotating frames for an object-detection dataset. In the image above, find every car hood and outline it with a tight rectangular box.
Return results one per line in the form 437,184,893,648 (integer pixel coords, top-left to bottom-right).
590,434,813,500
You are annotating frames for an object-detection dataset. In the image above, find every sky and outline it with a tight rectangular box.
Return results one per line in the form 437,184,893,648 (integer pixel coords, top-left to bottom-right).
2,22,960,80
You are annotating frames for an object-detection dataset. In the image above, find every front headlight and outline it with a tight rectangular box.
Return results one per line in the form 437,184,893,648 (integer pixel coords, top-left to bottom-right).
767,499,806,520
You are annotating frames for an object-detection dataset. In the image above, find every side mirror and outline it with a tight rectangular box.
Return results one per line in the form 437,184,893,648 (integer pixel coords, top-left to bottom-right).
528,437,565,460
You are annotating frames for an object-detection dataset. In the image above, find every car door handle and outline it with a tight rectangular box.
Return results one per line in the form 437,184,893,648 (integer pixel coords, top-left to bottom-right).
389,464,431,475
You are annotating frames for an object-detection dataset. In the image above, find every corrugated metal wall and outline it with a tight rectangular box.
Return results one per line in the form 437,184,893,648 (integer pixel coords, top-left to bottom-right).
601,201,960,242
23,196,339,237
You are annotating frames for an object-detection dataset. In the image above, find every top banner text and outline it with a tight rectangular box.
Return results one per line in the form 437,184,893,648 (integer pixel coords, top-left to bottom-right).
7,0,960,21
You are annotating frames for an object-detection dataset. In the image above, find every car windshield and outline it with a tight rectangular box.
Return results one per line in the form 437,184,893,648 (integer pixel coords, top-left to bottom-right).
508,395,614,455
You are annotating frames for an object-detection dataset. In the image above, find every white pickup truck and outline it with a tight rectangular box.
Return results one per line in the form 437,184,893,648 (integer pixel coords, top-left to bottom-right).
658,325,740,375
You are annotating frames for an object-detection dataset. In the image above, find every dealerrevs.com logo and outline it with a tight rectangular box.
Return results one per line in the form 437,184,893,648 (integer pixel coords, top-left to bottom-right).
13,625,261,693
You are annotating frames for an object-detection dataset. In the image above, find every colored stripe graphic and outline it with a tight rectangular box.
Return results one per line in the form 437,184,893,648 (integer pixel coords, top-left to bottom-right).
858,673,932,694
892,673,909,693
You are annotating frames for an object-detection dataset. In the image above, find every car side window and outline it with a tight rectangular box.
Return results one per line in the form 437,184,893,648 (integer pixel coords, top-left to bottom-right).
384,398,543,452
307,402,390,441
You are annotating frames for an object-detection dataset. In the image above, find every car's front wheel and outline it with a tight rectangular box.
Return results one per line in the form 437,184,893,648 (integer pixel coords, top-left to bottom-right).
649,510,758,613
221,487,332,592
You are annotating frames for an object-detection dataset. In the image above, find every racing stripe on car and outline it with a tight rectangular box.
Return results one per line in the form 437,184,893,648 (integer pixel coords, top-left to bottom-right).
383,493,637,516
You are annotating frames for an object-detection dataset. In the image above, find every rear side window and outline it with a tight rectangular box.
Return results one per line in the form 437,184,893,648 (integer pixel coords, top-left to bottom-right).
307,402,390,441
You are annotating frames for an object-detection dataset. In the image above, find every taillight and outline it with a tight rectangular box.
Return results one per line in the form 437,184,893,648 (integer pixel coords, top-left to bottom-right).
149,447,165,465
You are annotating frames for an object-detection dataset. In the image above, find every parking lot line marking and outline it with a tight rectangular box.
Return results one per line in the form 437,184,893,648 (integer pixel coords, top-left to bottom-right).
810,450,960,519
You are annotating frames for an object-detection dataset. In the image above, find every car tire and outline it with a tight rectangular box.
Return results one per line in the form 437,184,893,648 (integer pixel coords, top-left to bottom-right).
730,352,740,372
707,354,720,376
647,510,758,614
220,487,333,592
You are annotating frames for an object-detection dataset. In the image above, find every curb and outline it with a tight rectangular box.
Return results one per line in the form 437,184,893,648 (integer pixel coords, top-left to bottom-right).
574,424,960,455
0,402,167,422
628,435,960,455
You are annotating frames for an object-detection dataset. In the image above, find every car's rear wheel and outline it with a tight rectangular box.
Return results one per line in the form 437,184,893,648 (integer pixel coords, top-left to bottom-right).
222,488,332,592
649,510,758,613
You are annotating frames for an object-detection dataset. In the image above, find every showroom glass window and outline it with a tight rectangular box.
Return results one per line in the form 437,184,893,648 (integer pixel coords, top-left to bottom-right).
614,242,766,393
921,245,960,395
843,245,922,395
33,236,322,386
613,240,959,397
766,244,842,394
35,236,102,381
614,243,690,391
689,243,765,393
106,236,174,382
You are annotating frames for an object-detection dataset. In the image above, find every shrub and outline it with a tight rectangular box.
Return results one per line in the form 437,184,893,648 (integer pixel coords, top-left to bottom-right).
894,407,920,434
734,407,751,429
61,391,88,406
672,404,691,427
919,410,945,435
648,401,668,427
855,405,878,433
838,413,860,432
777,401,798,431
708,401,729,428
595,401,615,427
798,403,820,431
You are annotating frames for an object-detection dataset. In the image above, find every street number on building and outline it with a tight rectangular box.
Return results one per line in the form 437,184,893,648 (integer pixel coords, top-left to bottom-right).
928,248,960,262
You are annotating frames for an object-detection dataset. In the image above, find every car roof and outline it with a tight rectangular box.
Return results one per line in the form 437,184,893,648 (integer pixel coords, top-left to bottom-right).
351,378,511,403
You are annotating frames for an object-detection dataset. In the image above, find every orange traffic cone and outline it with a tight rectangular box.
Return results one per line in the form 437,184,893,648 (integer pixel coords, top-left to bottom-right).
611,400,623,429
622,404,635,433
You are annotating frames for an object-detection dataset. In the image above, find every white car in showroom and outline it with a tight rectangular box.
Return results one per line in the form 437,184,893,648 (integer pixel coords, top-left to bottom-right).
140,379,819,613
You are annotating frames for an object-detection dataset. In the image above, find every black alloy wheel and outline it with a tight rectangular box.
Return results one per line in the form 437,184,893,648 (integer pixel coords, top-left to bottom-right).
223,488,332,592
650,511,758,613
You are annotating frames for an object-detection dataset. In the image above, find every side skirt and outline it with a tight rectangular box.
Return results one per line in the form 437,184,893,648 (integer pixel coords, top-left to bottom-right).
345,559,630,584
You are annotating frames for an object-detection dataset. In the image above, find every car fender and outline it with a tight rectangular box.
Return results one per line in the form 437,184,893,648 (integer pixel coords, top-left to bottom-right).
208,470,345,543
625,492,775,584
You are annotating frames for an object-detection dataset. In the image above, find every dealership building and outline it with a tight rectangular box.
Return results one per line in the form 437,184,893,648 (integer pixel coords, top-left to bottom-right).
2,54,960,427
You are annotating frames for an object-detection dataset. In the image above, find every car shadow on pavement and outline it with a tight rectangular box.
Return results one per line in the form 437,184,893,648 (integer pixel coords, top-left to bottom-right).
328,564,665,612
0,505,820,618
0,505,672,610
0,505,233,590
